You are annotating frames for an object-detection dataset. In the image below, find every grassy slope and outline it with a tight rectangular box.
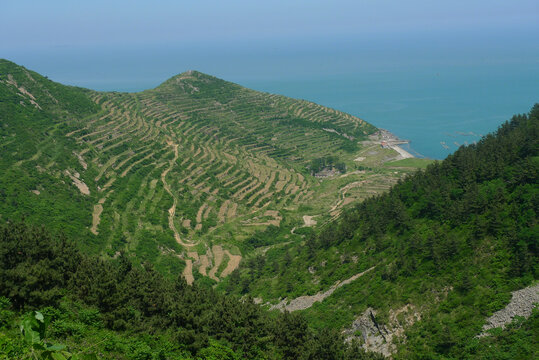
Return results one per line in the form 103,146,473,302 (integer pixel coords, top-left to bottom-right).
222,107,538,358
1,59,536,358
0,59,423,283
0,59,100,246
0,222,385,360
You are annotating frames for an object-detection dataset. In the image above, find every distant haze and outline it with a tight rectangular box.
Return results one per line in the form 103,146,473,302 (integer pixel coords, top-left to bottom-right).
3,0,538,85
2,1,538,48
2,1,538,159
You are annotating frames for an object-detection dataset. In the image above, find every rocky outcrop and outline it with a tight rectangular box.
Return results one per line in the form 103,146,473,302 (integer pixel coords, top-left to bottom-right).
343,305,420,357
479,283,539,337
269,267,374,312
344,308,393,357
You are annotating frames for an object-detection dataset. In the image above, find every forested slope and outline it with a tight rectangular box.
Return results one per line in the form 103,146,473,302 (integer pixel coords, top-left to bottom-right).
2,58,535,358
0,59,100,238
225,105,538,358
0,222,385,359
1,59,420,285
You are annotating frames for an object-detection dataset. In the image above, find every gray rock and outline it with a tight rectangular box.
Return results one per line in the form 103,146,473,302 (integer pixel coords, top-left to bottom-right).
479,283,539,337
343,304,421,358
269,267,375,312
344,308,393,357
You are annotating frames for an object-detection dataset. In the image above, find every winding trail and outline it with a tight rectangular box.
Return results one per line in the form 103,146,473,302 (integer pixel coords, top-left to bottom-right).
161,142,196,248
328,181,366,218
221,250,242,277
183,259,194,285
161,141,197,284
209,245,224,281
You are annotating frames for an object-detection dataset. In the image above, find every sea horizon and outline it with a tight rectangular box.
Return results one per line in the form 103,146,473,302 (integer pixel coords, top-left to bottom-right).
4,33,538,159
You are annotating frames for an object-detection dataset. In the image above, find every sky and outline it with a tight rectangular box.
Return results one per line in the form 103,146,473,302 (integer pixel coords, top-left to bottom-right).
2,0,538,49
1,1,537,159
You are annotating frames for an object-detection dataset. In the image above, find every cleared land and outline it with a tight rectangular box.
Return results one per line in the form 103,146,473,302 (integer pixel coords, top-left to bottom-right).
1,65,424,284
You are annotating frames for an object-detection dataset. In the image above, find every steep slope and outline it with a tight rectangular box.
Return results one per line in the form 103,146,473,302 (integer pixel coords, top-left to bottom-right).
224,106,538,358
1,59,536,358
0,222,386,360
0,60,100,237
0,59,425,283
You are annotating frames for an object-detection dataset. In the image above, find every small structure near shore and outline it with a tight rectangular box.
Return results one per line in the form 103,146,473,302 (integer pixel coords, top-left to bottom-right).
371,129,414,159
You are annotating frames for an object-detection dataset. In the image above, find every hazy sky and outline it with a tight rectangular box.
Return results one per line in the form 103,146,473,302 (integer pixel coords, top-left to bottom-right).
1,1,538,159
2,0,538,49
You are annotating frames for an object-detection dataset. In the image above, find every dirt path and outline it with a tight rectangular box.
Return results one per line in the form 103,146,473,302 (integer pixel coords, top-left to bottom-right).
161,142,196,248
208,245,224,281
199,255,209,276
303,215,317,227
90,197,107,235
183,259,194,285
328,181,366,216
270,267,375,312
221,250,242,277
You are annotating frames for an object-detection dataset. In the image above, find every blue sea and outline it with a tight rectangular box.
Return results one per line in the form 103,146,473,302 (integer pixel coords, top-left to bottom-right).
4,33,538,159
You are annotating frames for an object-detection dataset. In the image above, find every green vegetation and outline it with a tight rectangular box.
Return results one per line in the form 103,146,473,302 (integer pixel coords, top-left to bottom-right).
0,60,99,249
0,222,381,359
309,156,346,175
224,105,539,358
384,157,435,169
461,309,538,359
0,59,418,285
2,58,536,358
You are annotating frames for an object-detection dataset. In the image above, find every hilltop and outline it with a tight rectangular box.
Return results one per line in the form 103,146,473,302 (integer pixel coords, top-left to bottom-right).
0,59,427,285
0,59,536,359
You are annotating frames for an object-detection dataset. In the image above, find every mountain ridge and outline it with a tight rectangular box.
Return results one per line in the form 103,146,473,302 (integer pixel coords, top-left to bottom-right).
0,59,423,286
222,104,538,357
0,58,536,359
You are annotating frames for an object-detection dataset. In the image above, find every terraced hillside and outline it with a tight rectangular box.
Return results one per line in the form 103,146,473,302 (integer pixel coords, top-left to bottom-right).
222,107,538,358
0,59,427,284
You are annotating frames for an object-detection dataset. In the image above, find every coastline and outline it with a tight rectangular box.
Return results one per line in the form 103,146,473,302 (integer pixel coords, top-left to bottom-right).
371,129,415,159
390,144,414,159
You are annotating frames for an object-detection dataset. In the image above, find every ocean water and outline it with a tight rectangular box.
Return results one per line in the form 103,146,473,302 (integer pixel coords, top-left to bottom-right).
243,65,539,159
4,34,538,159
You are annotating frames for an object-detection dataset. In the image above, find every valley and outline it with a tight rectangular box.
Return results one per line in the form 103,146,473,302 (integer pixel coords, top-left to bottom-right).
0,60,427,284
1,59,535,359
